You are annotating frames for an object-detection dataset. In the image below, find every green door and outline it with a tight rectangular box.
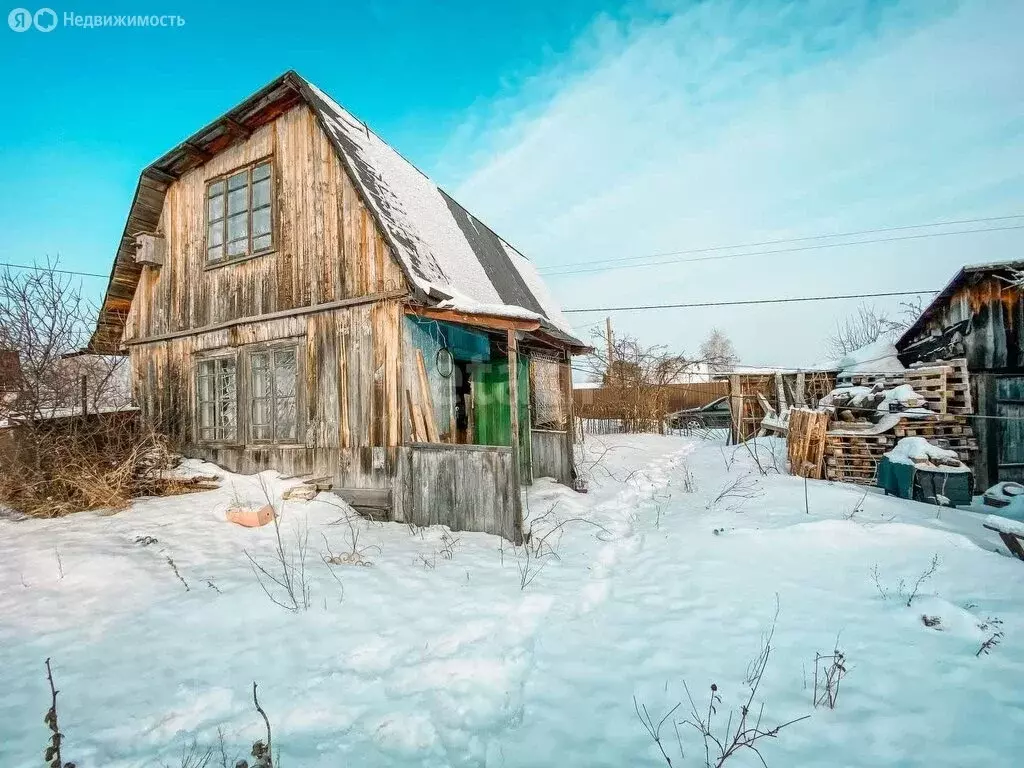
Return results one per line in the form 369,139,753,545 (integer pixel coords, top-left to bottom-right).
472,359,531,480
996,376,1024,483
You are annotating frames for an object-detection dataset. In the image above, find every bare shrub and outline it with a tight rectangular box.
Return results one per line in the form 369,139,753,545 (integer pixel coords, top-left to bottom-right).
636,603,808,767
164,739,213,768
323,500,380,567
245,485,311,613
976,617,1004,657
812,646,847,709
43,658,75,768
870,555,940,606
707,473,762,512
633,697,684,767
165,554,191,592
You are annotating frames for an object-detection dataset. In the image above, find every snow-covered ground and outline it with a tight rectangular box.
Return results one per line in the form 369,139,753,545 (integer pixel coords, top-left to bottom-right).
2,434,1023,767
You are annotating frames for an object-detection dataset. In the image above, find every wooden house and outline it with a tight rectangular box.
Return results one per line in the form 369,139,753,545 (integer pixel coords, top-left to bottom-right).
86,71,587,542
896,260,1024,487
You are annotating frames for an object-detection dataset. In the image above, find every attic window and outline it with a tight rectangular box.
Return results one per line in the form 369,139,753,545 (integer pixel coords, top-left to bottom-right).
206,159,273,263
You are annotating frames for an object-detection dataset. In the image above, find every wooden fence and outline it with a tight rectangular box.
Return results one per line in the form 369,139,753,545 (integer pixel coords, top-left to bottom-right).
574,381,727,419
530,429,572,484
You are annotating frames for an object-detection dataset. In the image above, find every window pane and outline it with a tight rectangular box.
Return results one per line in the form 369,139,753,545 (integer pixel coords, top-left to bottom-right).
207,221,223,248
227,171,247,190
207,244,224,262
253,162,271,182
276,397,297,441
251,354,271,399
198,375,215,403
253,206,271,237
199,360,216,378
200,403,215,428
227,212,248,242
208,194,224,222
252,178,270,209
274,350,297,397
217,358,236,377
228,187,248,215
208,180,225,197
252,398,271,432
221,399,236,430
253,424,272,441
253,234,272,252
227,240,247,257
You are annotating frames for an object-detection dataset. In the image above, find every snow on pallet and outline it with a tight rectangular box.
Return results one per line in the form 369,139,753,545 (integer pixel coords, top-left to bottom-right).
837,358,972,415
825,416,977,485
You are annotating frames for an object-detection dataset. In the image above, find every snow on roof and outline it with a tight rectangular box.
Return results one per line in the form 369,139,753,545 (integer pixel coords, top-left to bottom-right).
304,81,576,338
813,338,905,374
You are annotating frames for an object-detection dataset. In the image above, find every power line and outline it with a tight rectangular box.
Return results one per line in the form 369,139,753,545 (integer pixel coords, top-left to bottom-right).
0,261,107,279
542,224,1024,277
563,289,937,314
541,213,1024,273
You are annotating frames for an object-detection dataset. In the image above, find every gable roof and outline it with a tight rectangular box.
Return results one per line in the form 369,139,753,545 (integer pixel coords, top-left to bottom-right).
88,70,582,353
895,259,1024,350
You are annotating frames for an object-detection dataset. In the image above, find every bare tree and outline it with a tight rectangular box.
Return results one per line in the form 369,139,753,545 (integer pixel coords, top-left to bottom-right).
825,299,924,358
699,328,739,373
0,262,178,518
582,328,696,430
0,259,128,422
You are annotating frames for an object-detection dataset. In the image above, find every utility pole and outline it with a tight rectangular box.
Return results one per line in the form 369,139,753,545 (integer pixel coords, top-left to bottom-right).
605,316,614,380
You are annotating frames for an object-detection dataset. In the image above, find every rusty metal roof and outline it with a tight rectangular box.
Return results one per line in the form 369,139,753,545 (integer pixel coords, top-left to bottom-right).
895,259,1024,350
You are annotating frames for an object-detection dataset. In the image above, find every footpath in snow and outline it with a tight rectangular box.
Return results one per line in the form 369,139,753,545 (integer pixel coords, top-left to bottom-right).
1,434,1023,767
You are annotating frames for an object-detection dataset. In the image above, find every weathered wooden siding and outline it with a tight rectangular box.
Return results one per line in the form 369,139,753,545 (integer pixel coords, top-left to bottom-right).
392,443,522,542
530,429,572,484
901,276,1024,371
130,298,404,488
123,103,406,343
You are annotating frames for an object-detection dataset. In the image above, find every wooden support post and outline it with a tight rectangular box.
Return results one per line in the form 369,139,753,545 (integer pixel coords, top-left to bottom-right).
507,329,524,538
728,373,743,444
562,351,576,484
80,374,88,417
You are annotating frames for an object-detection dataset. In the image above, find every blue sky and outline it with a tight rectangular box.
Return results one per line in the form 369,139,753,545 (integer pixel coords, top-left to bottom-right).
2,0,1022,365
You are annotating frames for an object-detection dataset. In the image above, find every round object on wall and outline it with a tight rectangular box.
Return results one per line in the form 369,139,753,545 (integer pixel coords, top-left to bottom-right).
436,347,454,378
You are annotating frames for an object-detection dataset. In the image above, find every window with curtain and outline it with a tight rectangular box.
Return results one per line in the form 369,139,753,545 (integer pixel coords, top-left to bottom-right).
206,159,273,264
196,358,237,441
250,347,298,443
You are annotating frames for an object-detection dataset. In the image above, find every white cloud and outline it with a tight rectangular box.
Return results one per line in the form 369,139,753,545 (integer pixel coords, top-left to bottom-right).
434,0,1024,365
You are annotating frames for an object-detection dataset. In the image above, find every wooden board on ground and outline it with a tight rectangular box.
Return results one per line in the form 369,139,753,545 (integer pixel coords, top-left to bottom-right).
787,408,829,479
984,523,1024,561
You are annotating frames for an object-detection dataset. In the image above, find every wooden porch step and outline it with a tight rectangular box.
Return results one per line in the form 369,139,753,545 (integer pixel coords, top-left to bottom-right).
336,487,392,521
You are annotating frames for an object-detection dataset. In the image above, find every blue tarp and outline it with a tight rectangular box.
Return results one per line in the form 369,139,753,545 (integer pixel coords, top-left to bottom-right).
407,316,490,362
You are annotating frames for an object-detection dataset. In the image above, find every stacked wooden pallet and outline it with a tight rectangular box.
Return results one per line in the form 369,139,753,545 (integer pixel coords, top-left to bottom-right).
891,414,978,463
824,432,896,485
908,358,972,414
837,358,972,415
825,414,978,485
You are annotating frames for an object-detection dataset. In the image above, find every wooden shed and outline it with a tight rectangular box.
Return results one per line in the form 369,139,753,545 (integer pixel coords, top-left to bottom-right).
86,71,587,542
896,260,1024,487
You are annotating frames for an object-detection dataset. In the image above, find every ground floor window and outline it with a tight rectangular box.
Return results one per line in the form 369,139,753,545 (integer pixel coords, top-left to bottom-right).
250,348,298,442
195,342,300,444
197,357,237,441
